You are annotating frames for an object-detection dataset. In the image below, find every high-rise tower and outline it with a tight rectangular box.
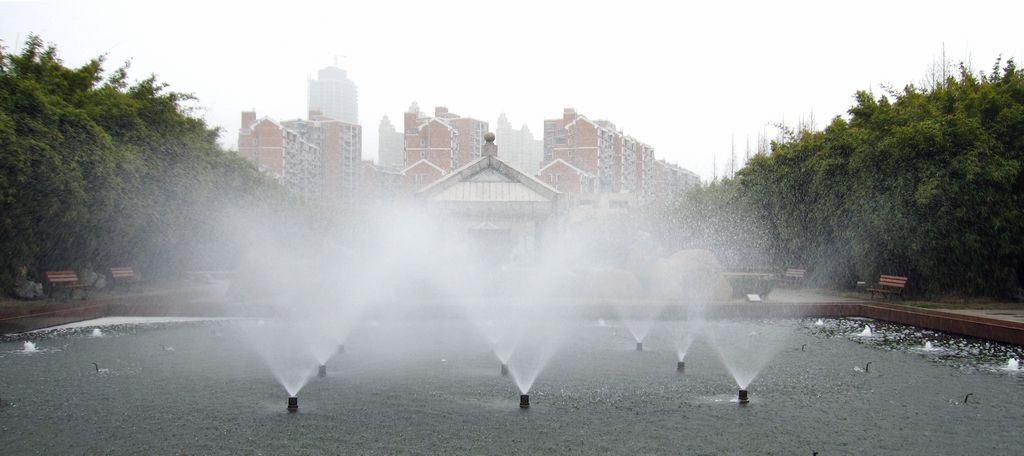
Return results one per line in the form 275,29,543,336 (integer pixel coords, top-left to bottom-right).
308,66,358,123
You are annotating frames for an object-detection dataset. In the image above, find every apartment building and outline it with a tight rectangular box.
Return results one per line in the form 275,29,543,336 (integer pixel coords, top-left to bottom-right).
283,112,362,208
237,111,322,201
542,108,698,209
403,104,488,180
495,113,543,175
308,66,358,124
377,115,404,171
238,110,362,207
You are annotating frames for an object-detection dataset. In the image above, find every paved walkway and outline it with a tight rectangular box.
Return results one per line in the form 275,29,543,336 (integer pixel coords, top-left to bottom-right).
939,309,1024,324
766,288,859,303
766,288,1024,325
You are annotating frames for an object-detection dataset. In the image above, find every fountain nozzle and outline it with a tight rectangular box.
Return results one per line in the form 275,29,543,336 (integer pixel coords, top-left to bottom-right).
500,363,509,376
520,394,530,409
318,364,327,378
738,389,749,404
636,342,643,352
287,396,298,412
677,361,685,372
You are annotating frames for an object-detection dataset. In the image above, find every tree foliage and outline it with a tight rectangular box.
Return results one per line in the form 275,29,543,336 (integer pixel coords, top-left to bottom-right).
0,36,314,294
663,59,1024,297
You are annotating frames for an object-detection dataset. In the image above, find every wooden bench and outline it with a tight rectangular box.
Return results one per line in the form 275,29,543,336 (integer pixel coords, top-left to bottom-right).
109,266,140,290
867,275,908,300
782,268,806,286
45,270,90,300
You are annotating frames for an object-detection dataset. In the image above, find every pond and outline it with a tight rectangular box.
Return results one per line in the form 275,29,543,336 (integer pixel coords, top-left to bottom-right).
1,317,1021,454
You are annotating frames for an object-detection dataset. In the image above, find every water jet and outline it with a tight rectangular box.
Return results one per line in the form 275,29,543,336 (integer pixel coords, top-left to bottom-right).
738,389,749,404
318,365,327,378
519,394,530,409
287,396,298,412
676,361,685,372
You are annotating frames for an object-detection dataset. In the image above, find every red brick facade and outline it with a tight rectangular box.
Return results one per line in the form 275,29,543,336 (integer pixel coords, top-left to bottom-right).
538,159,597,194
403,105,488,181
542,108,697,208
238,110,362,206
238,113,284,177
402,159,446,192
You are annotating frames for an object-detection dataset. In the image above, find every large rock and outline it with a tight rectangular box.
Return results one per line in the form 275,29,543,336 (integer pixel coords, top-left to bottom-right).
583,268,644,300
666,249,732,302
14,279,44,299
648,258,684,300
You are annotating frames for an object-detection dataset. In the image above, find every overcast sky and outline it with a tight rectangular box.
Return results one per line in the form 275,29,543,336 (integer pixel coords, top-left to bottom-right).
3,0,1021,180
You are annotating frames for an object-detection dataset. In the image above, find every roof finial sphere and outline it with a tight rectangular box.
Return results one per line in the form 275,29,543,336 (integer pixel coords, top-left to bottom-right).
484,132,495,142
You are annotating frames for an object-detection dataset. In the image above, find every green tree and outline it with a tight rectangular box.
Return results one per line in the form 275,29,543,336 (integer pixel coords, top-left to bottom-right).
0,36,317,295
661,58,1024,298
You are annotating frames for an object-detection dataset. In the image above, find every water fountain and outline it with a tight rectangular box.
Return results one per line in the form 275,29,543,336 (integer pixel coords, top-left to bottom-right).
857,325,874,337
620,308,661,353
239,319,320,401
1006,358,1020,370
675,331,696,371
489,330,521,377
22,341,37,353
91,328,103,337
706,321,790,401
501,319,563,409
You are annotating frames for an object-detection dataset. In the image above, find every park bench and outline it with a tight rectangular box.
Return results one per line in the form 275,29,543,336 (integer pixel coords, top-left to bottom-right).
45,270,90,300
866,275,908,300
109,266,141,290
782,268,806,287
